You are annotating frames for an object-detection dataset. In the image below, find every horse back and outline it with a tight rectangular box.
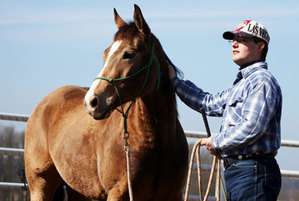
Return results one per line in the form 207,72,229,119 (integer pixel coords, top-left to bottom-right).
26,85,87,140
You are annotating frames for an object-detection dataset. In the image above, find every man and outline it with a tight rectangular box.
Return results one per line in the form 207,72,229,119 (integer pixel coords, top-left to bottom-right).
169,20,282,201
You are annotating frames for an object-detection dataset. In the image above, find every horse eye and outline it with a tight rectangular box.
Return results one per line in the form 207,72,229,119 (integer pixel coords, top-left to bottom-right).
123,51,136,60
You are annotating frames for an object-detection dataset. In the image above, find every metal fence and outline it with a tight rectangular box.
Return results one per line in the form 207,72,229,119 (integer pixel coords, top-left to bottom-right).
1,112,299,189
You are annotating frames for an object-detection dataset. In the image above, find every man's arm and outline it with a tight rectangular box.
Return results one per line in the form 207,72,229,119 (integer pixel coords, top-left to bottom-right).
172,77,230,117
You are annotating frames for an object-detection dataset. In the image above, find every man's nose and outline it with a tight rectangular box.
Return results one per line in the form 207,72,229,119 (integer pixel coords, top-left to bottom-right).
232,40,238,48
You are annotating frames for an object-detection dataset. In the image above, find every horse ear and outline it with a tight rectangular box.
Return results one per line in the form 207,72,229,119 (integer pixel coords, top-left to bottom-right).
114,8,127,29
133,4,151,35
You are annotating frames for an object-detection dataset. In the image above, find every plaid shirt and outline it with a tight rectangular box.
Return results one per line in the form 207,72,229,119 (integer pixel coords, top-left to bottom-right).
173,62,282,157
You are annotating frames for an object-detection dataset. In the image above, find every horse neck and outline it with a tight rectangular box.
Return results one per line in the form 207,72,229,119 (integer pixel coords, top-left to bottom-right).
150,37,178,121
142,90,177,120
138,45,179,143
137,91,178,143
128,37,180,144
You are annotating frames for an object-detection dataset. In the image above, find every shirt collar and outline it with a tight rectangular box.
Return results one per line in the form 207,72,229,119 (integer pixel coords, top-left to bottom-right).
240,61,268,79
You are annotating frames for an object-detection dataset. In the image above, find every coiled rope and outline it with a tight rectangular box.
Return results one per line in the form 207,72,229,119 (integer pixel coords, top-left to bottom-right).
184,111,227,201
183,139,227,201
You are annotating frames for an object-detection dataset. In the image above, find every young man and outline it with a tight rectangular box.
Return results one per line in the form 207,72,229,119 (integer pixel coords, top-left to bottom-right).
169,20,282,201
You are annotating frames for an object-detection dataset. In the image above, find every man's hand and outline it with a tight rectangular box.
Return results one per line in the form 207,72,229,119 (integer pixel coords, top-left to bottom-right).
200,137,218,155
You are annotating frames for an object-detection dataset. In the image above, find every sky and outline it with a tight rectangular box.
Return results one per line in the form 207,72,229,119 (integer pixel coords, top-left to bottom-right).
0,0,299,170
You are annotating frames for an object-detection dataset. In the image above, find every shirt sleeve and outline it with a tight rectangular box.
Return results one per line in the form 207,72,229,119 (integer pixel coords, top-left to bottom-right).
212,81,279,153
172,77,230,117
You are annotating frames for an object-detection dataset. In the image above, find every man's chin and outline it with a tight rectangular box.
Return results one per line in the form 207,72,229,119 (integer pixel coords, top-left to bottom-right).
232,57,245,66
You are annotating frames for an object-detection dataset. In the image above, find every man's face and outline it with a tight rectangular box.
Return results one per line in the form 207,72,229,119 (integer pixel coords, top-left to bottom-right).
231,35,264,66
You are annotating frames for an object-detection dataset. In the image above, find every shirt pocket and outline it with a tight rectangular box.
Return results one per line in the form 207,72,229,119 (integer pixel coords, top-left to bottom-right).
227,96,244,122
228,97,243,107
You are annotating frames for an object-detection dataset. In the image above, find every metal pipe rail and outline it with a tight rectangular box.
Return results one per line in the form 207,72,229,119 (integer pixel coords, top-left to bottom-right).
282,170,299,178
185,130,299,148
1,113,299,148
0,147,24,152
1,113,299,190
0,182,26,188
0,112,28,122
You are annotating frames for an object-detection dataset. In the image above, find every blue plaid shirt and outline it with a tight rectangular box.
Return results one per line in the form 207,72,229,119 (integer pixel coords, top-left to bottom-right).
173,62,282,157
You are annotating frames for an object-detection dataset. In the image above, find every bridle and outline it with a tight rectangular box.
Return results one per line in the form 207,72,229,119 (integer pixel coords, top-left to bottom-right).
93,39,161,201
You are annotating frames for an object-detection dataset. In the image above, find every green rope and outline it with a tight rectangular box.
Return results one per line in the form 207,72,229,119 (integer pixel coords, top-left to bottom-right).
95,42,161,92
95,61,152,83
95,44,154,82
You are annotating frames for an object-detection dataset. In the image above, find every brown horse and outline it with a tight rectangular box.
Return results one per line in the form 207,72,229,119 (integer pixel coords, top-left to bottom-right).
24,4,188,201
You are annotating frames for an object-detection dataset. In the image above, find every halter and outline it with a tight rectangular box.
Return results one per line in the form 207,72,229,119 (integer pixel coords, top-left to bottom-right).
93,40,161,201
94,42,161,92
93,40,161,131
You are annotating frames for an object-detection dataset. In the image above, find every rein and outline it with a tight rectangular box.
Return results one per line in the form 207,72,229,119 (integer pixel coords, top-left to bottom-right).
94,40,161,201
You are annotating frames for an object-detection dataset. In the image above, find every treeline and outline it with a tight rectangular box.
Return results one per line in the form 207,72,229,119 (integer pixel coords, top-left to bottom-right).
0,126,27,201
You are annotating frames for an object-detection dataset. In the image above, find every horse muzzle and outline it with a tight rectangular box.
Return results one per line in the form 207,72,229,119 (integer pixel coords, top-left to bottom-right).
84,93,115,120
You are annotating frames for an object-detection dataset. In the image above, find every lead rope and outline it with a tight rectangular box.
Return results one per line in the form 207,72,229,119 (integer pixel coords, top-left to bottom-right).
183,112,227,201
123,115,134,201
110,82,135,201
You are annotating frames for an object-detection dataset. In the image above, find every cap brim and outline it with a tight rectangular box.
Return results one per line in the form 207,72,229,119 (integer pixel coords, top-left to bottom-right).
223,31,235,40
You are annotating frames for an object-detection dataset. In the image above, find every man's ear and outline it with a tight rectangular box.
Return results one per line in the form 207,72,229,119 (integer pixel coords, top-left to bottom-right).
258,41,266,52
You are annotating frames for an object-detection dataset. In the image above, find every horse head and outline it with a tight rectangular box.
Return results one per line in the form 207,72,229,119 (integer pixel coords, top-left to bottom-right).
84,5,166,120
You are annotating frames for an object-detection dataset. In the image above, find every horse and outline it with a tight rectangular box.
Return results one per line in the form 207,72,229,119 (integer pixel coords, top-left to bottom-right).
24,4,188,201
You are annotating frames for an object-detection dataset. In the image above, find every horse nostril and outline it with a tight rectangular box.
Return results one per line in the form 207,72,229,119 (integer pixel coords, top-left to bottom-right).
90,97,98,108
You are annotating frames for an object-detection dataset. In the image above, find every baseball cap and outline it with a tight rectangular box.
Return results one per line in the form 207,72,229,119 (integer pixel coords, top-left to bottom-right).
223,20,270,44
